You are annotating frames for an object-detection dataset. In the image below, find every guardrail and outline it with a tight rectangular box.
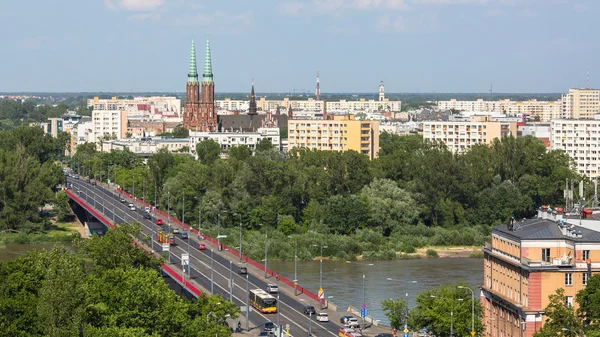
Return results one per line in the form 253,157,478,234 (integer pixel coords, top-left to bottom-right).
116,187,321,303
65,188,203,298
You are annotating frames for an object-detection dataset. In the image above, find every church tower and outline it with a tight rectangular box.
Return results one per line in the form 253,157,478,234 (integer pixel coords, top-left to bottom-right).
379,81,385,102
183,39,199,130
200,39,217,131
248,81,258,116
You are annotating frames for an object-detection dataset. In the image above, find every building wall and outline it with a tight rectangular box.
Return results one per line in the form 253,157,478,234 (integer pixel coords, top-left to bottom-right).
287,116,379,159
566,88,600,119
216,97,401,113
92,110,126,142
550,119,600,178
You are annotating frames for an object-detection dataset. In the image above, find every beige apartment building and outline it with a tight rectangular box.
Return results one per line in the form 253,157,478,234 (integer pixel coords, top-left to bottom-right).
88,96,182,117
422,116,517,153
550,119,600,178
91,110,127,142
287,115,380,159
482,207,600,337
562,88,600,119
438,99,562,122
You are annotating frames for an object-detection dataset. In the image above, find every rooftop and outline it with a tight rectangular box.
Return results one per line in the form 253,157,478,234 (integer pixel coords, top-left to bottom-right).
494,217,600,243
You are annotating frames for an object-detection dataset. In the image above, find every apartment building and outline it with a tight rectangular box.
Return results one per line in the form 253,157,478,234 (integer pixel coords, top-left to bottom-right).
550,119,600,178
189,127,281,154
481,207,600,337
91,110,127,142
216,97,401,113
562,88,600,119
287,115,380,160
102,138,189,155
438,99,561,122
40,118,63,137
422,116,517,153
87,96,181,118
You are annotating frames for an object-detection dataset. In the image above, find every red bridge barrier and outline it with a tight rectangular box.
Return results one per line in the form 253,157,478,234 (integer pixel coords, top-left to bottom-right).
115,188,321,302
66,188,202,298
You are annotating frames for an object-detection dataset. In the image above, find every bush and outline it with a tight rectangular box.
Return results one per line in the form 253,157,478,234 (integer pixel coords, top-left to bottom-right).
469,251,484,258
426,249,439,258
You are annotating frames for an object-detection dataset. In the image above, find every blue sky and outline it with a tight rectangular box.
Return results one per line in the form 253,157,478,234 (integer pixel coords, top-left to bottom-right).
0,0,597,93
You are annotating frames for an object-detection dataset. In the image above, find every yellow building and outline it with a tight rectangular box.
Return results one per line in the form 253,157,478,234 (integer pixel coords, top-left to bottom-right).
481,208,600,337
287,115,379,159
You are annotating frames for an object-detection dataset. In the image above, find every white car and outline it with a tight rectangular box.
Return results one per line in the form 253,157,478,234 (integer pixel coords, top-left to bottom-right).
128,203,134,207
144,206,151,213
345,317,360,328
316,313,329,322
266,284,279,293
130,206,136,211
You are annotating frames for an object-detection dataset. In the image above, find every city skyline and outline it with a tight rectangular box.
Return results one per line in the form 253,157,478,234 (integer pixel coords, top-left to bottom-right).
1,0,598,93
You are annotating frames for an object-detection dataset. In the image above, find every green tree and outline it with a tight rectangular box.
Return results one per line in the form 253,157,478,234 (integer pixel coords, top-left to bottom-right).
381,298,408,331
54,190,72,222
228,145,252,161
256,138,273,152
533,288,583,337
196,140,221,165
577,273,600,331
172,126,189,138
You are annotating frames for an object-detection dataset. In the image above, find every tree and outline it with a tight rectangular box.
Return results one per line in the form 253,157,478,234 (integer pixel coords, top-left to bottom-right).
228,145,252,161
577,273,600,331
171,126,189,138
381,298,408,331
533,288,583,337
54,190,72,222
256,138,273,152
196,140,221,165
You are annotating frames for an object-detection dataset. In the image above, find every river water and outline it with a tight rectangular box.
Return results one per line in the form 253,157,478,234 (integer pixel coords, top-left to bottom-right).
0,243,67,262
268,257,483,325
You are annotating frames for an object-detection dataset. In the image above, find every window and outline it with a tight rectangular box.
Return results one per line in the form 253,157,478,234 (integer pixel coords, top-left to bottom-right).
583,250,590,261
565,273,573,286
542,248,551,262
583,272,589,286
565,296,573,307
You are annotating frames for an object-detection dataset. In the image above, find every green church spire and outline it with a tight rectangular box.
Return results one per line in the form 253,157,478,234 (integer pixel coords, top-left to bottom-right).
187,39,198,83
202,39,213,83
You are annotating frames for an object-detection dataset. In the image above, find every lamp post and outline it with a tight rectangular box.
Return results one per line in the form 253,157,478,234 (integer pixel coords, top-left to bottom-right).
167,189,171,234
387,278,418,331
291,236,298,295
210,248,214,293
217,210,221,250
363,274,366,327
237,213,243,262
561,327,580,337
430,296,463,337
229,260,233,302
264,230,268,278
245,272,249,331
458,285,475,336
183,197,190,276
313,244,328,309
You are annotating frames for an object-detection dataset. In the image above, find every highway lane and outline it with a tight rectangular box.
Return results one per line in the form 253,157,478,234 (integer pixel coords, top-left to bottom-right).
66,177,338,337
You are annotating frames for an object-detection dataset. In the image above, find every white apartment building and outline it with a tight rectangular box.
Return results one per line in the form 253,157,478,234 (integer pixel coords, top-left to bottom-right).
102,138,189,155
216,97,401,114
562,88,600,119
92,110,127,142
188,127,281,154
87,96,181,118
423,115,517,153
438,99,561,122
551,119,600,178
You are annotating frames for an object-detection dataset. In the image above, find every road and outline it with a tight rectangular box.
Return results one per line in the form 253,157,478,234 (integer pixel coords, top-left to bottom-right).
66,176,343,337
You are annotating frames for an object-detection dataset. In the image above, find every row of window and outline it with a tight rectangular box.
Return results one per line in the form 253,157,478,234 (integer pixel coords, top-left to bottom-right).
565,272,589,286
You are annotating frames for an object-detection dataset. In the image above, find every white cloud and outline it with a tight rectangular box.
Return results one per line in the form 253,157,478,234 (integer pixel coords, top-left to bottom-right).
277,1,306,16
176,11,255,33
104,0,162,11
376,14,406,32
128,12,161,21
412,0,489,4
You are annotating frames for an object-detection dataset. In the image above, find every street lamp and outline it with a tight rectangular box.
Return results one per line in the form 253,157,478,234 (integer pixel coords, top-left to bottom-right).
561,328,580,337
458,285,475,336
289,235,299,296
430,295,463,337
387,278,418,332
313,244,328,309
236,213,243,263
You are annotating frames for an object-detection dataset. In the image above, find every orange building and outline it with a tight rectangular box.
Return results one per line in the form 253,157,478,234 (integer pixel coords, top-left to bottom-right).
481,207,600,337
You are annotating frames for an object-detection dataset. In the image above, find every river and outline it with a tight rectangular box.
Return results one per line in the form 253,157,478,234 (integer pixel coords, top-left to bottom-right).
268,257,483,325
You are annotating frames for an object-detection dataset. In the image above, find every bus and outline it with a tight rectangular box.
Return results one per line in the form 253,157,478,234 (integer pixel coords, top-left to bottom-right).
249,289,277,313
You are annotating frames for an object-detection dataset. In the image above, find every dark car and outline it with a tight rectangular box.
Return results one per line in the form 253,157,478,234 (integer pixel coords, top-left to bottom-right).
340,315,354,324
239,266,248,274
303,305,316,315
258,332,270,337
181,232,188,239
143,213,151,219
120,197,125,203
264,321,275,331
91,181,96,186
375,334,394,337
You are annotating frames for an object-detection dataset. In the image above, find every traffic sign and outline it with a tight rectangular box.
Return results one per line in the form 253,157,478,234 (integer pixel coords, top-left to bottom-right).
181,253,189,267
162,243,170,252
404,329,409,333
404,334,409,337
471,332,476,336
360,308,368,317
318,287,325,299
361,303,367,309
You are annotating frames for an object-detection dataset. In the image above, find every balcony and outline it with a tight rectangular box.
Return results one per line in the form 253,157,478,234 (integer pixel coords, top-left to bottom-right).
521,256,574,268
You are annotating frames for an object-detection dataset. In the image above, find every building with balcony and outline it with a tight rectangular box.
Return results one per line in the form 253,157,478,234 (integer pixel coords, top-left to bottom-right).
562,88,600,119
188,127,281,155
423,115,517,153
91,110,127,142
550,119,600,178
481,207,600,337
87,96,181,118
101,138,190,156
287,115,380,159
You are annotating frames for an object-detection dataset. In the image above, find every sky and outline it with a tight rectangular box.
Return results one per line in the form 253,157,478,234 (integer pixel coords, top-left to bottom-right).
0,0,598,93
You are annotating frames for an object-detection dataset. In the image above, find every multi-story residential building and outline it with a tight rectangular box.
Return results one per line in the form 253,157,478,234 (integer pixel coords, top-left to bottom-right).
87,96,181,118
287,115,380,159
102,138,190,155
71,117,93,154
561,88,600,119
550,119,600,178
481,207,600,337
518,123,551,148
40,118,63,137
92,110,127,142
188,127,281,154
437,99,562,122
423,115,517,153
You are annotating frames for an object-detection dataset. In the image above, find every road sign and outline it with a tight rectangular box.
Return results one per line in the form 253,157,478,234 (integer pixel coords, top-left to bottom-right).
318,287,324,299
181,253,189,267
361,303,367,309
162,243,170,252
404,334,408,337
404,329,409,333
471,332,476,336
360,308,368,317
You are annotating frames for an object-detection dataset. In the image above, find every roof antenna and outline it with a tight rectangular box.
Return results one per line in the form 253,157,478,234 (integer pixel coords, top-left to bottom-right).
587,70,590,89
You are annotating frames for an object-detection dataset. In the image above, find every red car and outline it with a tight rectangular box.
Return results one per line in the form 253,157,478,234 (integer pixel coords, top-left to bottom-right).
198,243,207,250
156,218,163,225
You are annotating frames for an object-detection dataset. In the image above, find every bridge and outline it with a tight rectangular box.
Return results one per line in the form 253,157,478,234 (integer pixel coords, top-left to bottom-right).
64,175,379,337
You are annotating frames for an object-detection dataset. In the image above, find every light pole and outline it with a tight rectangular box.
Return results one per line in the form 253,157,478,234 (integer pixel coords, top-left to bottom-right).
264,230,268,278
183,197,190,276
430,295,463,337
210,248,214,293
387,278,418,331
561,327,580,337
245,273,249,331
313,244,328,309
362,274,366,327
308,311,313,336
458,285,475,336
276,293,280,334
229,260,233,302
217,210,221,250
291,236,298,295
238,213,243,262
167,189,171,234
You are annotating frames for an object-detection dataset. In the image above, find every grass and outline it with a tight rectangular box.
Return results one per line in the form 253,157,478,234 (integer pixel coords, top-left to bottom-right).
426,249,439,258
0,220,81,245
469,251,485,258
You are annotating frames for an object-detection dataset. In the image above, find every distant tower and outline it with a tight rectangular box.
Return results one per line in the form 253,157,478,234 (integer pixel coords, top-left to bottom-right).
379,81,385,102
276,106,281,115
183,39,199,130
288,105,293,119
248,81,258,116
315,71,321,101
200,39,216,132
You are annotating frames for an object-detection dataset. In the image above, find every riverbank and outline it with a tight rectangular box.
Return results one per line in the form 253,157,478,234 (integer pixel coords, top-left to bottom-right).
309,246,484,261
0,219,82,245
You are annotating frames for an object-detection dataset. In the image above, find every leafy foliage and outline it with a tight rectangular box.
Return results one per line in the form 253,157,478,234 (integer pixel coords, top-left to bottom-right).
381,298,408,330
533,288,583,337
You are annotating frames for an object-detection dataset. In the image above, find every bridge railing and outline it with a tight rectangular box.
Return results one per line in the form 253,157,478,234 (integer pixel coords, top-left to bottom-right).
116,188,321,303
66,188,202,298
